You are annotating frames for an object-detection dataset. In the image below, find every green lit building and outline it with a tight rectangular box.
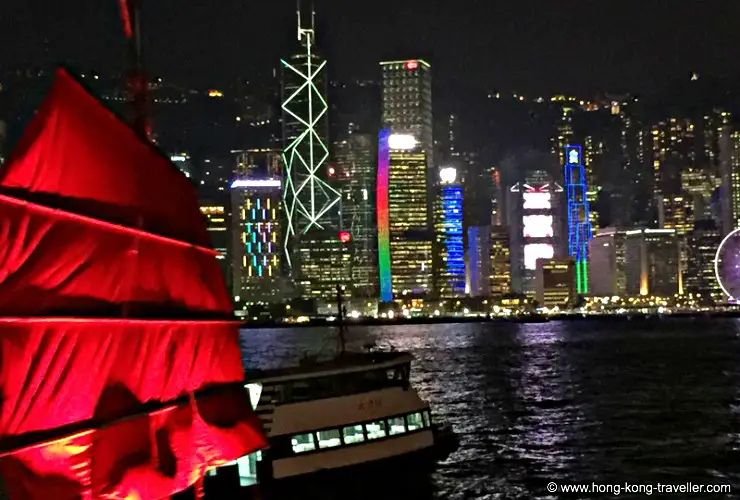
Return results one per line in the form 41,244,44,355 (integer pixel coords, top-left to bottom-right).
281,6,346,300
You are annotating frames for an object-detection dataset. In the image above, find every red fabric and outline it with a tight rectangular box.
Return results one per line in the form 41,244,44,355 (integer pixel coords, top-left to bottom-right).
0,68,210,248
0,194,231,317
0,67,267,499
0,319,267,499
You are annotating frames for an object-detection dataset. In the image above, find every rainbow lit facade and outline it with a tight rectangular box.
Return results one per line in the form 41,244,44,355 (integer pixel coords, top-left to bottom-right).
377,129,392,302
564,145,592,294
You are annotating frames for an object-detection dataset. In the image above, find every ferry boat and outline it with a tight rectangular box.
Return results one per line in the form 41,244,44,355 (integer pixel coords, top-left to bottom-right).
205,292,457,497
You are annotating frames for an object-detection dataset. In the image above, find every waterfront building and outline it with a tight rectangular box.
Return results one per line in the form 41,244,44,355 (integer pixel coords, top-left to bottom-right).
624,228,681,297
588,227,627,296
281,6,345,299
377,130,432,299
467,226,490,297
685,220,723,304
490,225,512,297
563,145,592,294
333,134,377,298
534,258,576,307
230,178,282,303
199,201,230,286
434,167,465,297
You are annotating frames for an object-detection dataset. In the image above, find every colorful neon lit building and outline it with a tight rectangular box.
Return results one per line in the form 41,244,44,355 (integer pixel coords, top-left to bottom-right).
435,167,465,297
563,145,592,294
281,6,341,274
377,129,392,302
230,179,282,302
377,131,432,298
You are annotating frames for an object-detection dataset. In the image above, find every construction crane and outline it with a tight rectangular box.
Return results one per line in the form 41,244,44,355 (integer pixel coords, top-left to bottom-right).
117,0,151,141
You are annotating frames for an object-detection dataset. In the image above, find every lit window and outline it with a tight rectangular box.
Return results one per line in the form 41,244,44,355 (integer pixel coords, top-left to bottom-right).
291,433,315,453
422,410,431,428
365,420,387,440
342,425,365,444
317,429,341,449
406,412,424,431
388,416,406,435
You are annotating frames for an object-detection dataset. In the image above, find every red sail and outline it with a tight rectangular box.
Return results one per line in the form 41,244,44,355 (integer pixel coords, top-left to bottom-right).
0,68,210,248
0,69,267,499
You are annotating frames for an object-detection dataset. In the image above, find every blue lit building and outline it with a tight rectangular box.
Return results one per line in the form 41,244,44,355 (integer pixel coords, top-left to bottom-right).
435,167,466,297
563,145,593,294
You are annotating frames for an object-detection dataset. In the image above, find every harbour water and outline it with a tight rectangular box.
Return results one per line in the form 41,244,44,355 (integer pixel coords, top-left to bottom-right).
240,318,740,499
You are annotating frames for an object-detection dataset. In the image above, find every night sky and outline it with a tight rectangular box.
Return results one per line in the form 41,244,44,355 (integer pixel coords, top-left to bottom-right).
1,0,739,94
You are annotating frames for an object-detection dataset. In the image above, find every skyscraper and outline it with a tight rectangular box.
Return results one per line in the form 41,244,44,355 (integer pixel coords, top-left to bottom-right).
377,131,433,298
434,167,465,297
563,145,593,294
489,225,511,297
380,59,434,228
588,228,628,296
333,133,378,298
230,178,282,303
685,220,723,304
380,60,433,168
281,4,344,300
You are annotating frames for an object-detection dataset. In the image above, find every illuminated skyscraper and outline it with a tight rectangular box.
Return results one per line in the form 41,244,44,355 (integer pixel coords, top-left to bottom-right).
234,149,282,179
281,4,341,276
230,179,282,302
380,59,433,168
490,225,511,297
280,5,346,300
380,59,434,227
334,134,377,297
685,220,723,304
434,167,465,297
377,131,432,298
508,168,563,296
297,231,351,301
563,145,593,294
468,226,490,297
199,202,229,286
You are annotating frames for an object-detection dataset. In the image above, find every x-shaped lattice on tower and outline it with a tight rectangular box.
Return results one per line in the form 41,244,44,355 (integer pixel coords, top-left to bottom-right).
281,35,341,269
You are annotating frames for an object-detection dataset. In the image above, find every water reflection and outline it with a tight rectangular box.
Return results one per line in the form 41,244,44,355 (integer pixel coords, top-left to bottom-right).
241,318,740,499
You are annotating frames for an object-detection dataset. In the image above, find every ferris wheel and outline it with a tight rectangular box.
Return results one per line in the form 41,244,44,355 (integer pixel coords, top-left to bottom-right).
714,228,740,302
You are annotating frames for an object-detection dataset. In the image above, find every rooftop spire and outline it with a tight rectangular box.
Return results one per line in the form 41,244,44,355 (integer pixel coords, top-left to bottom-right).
296,0,315,46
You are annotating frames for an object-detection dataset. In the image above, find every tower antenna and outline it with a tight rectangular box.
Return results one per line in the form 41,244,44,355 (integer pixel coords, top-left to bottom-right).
296,0,301,41
311,1,316,32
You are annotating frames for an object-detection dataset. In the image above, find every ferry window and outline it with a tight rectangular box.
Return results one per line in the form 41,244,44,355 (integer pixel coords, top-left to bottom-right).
365,420,387,440
388,416,406,435
343,424,365,444
291,433,316,453
407,412,423,431
422,410,431,428
317,429,342,449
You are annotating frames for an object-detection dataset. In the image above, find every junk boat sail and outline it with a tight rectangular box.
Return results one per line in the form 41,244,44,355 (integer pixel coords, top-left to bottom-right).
0,69,267,499
206,288,457,496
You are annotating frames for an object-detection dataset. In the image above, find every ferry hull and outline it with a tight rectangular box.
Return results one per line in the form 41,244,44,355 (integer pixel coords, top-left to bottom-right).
205,445,440,499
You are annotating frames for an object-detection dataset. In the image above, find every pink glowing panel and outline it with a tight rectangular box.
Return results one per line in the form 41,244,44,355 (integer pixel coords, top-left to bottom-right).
523,192,551,210
523,215,554,238
524,243,554,270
